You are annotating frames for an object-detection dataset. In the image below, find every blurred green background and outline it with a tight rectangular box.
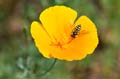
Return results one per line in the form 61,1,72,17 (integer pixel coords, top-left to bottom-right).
0,0,120,79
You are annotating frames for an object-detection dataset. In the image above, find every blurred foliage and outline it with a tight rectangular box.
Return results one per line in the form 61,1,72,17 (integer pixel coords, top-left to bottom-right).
0,0,120,79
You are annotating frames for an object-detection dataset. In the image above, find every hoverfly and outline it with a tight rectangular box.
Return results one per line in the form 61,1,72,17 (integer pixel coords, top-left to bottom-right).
71,25,81,38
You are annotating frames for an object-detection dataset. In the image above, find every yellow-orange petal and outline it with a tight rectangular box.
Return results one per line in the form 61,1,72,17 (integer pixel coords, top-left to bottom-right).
31,21,53,58
73,15,99,54
40,6,77,44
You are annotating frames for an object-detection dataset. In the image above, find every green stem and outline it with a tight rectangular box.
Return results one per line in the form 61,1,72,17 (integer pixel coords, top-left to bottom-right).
41,59,57,76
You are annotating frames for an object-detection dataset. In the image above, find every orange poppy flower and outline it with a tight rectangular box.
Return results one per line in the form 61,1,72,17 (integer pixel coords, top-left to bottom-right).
31,5,99,61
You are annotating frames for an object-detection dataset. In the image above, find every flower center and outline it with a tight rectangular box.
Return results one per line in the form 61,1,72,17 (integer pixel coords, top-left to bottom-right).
49,24,81,48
